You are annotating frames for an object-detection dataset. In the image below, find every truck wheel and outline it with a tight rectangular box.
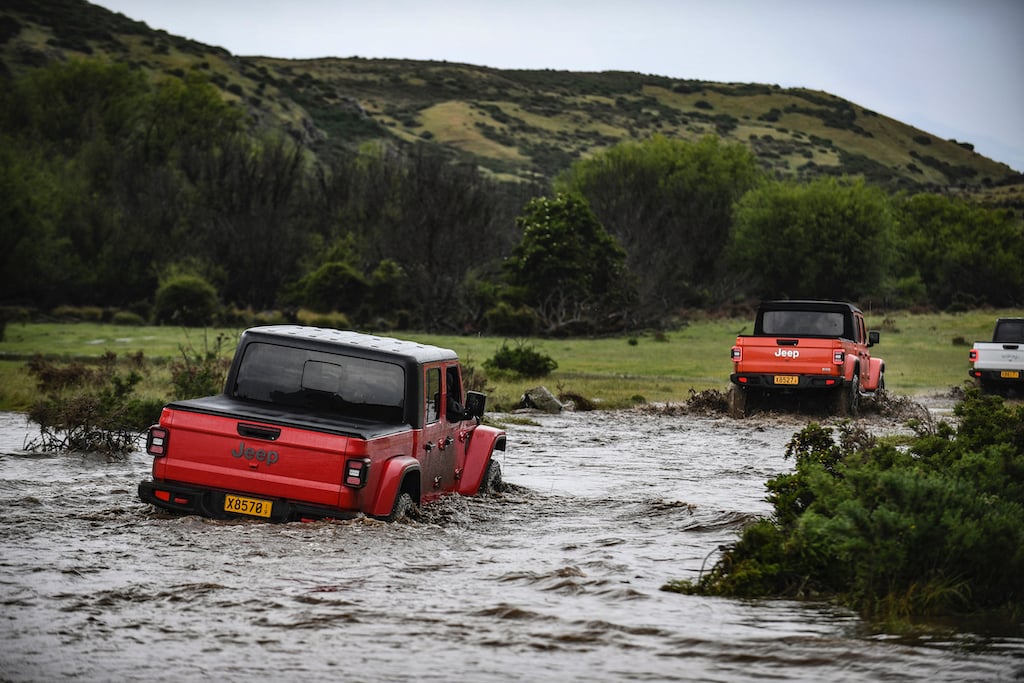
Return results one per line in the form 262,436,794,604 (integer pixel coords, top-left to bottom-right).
835,374,860,417
727,384,747,419
478,458,504,494
386,492,415,522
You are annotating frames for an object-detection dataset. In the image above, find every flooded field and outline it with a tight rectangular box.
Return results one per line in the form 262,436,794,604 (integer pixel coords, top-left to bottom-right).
1,406,1021,682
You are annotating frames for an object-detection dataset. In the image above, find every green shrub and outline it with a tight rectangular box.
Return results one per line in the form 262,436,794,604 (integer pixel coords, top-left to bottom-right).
169,333,232,400
483,342,557,377
484,302,539,336
153,274,219,326
111,311,146,326
24,351,163,457
664,390,1024,623
296,261,368,314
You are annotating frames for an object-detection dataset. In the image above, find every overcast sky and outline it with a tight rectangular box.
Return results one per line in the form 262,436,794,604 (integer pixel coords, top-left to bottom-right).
92,0,1024,172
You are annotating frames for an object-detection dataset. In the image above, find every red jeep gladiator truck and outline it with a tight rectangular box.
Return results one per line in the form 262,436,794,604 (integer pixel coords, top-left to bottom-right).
139,326,507,522
728,300,884,417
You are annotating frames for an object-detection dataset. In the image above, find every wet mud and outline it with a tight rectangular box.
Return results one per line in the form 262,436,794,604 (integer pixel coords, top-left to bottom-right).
0,404,1020,682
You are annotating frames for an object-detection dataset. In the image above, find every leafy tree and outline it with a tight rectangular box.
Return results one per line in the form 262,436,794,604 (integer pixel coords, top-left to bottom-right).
892,193,1023,308
558,135,761,312
726,176,894,300
503,193,634,334
306,144,531,331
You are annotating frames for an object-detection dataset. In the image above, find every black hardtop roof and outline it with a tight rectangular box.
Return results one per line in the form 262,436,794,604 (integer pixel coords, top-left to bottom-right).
240,325,459,364
758,300,863,314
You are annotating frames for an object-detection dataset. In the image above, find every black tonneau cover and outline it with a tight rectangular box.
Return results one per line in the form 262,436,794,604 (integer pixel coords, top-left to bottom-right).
166,394,412,440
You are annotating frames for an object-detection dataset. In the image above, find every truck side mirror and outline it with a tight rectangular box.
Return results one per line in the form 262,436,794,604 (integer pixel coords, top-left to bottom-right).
868,330,880,347
465,391,486,418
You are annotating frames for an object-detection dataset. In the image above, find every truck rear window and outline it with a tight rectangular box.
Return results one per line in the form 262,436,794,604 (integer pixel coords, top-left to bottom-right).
761,311,847,338
993,320,1024,343
232,342,406,422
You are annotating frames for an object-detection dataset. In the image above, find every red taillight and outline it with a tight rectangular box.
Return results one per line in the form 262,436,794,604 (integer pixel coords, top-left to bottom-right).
968,350,978,362
154,489,171,502
737,376,748,384
731,346,742,362
344,458,371,488
147,426,169,456
833,350,845,364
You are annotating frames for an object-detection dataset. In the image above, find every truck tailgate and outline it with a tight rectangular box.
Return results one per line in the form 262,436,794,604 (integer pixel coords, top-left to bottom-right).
736,336,841,376
972,342,1024,371
156,410,350,508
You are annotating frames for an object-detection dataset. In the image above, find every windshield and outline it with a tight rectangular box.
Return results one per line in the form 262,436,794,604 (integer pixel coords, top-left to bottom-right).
232,342,406,422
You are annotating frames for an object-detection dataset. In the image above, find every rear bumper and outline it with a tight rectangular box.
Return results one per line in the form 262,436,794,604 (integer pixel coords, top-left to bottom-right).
970,369,1024,384
138,480,362,522
730,373,845,390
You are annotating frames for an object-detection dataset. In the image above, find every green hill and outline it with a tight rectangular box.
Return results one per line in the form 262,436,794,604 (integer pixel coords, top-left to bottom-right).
2,0,1021,205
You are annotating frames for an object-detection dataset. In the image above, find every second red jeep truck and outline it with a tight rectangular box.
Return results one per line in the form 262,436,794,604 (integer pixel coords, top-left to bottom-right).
728,300,884,417
139,326,507,522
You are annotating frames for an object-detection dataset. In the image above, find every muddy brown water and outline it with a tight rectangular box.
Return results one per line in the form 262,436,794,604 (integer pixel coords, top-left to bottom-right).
1,407,1021,682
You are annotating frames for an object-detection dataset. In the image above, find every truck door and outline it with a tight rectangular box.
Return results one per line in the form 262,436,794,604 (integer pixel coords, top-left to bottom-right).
443,363,471,480
421,364,459,499
854,313,870,382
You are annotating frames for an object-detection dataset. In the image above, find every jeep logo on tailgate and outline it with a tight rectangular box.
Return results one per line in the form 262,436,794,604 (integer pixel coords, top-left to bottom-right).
774,348,800,358
231,441,280,465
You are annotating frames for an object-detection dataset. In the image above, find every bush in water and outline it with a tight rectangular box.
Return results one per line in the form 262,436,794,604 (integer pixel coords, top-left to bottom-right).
664,388,1024,623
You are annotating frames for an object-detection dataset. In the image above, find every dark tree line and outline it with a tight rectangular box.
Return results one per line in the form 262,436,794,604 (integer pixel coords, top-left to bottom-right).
2,59,1021,335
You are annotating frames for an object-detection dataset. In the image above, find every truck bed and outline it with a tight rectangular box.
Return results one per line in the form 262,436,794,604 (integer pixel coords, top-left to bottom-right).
166,395,412,440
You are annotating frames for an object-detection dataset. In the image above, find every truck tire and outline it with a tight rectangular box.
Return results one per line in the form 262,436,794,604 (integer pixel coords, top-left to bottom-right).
385,492,415,522
478,458,504,494
727,384,748,419
835,374,860,417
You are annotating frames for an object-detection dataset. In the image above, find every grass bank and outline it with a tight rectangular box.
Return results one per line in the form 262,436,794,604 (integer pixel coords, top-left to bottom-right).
1,309,1019,413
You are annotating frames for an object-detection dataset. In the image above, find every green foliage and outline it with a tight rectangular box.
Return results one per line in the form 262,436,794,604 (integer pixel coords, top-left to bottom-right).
504,192,634,334
2,50,1019,333
295,261,369,314
558,135,762,314
483,301,540,336
666,390,1024,621
24,352,163,456
483,341,558,378
893,193,1024,308
111,311,146,326
153,274,220,326
168,332,232,400
726,176,894,300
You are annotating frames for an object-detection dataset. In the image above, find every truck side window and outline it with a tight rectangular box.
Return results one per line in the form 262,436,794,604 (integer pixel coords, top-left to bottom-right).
445,365,466,422
425,367,441,424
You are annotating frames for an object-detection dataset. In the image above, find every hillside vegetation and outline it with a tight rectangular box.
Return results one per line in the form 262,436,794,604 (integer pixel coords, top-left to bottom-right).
2,0,1020,200
1,0,1021,335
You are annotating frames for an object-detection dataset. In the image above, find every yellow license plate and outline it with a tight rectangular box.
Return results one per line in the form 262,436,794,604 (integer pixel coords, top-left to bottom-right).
1001,370,1020,379
224,494,273,518
773,375,799,385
